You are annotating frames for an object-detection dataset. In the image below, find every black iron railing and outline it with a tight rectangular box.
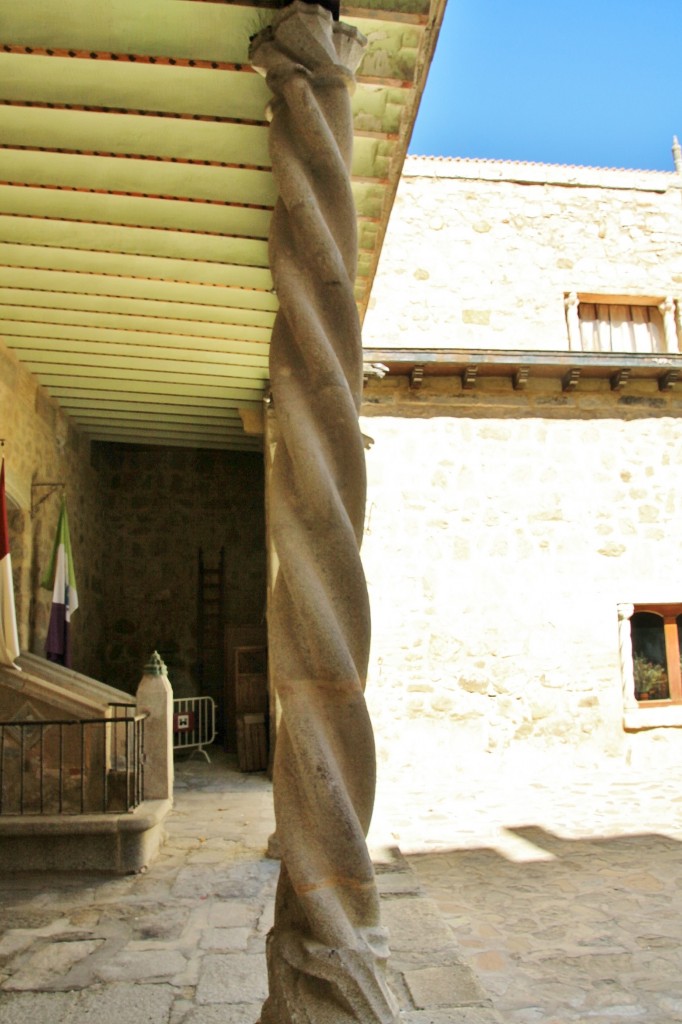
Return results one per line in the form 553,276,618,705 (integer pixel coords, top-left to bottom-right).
0,706,147,816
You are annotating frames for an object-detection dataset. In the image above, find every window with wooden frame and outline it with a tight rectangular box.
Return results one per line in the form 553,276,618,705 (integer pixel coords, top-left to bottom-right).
631,604,682,704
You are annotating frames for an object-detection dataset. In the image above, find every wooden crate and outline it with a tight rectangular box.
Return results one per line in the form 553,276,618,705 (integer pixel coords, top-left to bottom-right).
236,712,268,772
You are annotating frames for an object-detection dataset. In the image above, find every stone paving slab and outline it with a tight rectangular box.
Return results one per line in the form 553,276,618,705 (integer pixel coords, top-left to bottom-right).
404,963,490,1010
196,952,269,1004
401,1012,505,1024
0,983,176,1024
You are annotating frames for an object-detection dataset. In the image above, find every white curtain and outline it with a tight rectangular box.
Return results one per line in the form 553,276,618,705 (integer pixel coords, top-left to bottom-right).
578,303,664,353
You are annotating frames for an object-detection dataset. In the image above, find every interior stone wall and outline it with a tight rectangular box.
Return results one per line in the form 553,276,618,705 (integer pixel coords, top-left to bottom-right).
92,443,266,697
0,341,106,677
0,340,266,698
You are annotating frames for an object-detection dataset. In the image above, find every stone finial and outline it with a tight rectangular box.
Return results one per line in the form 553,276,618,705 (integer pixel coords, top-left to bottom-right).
144,651,167,677
673,135,682,174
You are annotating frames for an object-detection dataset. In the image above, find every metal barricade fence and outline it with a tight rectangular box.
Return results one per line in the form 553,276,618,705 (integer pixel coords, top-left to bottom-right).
172,696,216,762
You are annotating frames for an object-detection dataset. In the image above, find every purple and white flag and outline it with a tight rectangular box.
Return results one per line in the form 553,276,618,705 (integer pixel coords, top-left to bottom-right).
41,497,79,667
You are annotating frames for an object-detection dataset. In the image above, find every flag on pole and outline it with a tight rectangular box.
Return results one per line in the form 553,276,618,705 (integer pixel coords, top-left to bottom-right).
41,495,79,667
0,459,20,668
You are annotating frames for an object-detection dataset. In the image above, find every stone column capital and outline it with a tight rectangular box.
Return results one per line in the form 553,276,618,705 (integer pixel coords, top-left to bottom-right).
250,2,367,80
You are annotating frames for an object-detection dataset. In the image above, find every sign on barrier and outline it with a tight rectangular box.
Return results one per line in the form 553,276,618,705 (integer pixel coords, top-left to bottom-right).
172,696,216,762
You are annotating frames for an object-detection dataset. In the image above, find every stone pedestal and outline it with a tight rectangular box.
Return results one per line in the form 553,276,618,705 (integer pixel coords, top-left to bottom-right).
136,651,173,802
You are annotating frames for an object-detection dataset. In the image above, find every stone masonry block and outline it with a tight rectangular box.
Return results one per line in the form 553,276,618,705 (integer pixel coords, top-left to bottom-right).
404,963,490,1009
196,953,268,1004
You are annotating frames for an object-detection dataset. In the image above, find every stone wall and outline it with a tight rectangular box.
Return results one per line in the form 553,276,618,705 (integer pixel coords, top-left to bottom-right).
360,158,682,770
0,341,106,677
361,379,682,768
93,443,266,699
363,158,682,353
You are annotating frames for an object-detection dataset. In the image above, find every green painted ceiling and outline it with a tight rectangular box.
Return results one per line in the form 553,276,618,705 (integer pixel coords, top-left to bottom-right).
0,0,445,450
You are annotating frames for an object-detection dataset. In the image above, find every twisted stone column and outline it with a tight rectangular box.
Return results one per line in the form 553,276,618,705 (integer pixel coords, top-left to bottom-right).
251,6,399,1023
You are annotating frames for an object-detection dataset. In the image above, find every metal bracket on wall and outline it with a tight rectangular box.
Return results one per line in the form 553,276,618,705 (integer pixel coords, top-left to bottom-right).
31,482,65,519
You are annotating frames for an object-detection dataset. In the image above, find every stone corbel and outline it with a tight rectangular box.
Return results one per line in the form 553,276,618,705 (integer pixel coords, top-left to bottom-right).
462,365,478,390
610,368,630,391
409,364,424,389
562,368,580,392
513,367,529,390
659,369,679,392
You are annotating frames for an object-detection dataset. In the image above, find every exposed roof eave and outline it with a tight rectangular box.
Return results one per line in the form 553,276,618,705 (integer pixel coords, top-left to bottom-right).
0,0,447,451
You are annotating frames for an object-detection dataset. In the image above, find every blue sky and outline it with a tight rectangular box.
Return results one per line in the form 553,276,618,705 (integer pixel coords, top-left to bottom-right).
409,0,682,171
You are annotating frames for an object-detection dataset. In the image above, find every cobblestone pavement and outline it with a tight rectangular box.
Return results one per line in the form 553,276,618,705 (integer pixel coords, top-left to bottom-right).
2,747,682,1023
0,751,496,1024
370,747,682,1024
0,754,278,1024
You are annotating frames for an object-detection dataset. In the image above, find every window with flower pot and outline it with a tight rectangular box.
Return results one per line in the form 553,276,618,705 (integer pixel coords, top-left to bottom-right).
631,605,682,704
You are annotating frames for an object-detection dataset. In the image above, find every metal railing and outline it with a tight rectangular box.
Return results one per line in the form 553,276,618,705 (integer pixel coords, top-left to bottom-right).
0,707,147,816
173,696,216,762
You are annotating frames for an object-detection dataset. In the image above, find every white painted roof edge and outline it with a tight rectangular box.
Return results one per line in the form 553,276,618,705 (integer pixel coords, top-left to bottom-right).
403,155,681,190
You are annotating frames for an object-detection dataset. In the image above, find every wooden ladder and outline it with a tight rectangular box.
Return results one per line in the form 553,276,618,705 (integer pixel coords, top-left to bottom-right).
197,547,226,719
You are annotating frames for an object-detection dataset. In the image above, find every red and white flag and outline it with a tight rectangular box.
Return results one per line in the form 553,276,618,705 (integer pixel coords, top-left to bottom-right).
0,459,20,667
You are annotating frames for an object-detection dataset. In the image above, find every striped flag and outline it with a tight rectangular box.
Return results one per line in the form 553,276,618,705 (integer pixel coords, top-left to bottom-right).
0,459,20,668
41,496,79,667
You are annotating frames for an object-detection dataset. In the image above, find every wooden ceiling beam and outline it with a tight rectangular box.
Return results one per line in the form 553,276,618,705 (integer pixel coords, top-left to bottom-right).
0,266,280,311
1,99,268,128
50,386,260,409
0,211,270,245
0,287,276,327
0,315,272,349
1,44,259,74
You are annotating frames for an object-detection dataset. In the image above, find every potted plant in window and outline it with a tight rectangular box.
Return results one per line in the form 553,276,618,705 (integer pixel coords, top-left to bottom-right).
633,655,668,700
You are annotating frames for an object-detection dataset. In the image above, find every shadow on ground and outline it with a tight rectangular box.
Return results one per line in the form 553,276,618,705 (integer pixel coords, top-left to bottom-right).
407,825,682,1023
